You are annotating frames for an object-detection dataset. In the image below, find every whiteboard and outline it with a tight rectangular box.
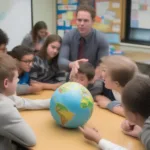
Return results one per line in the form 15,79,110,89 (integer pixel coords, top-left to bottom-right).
0,0,32,50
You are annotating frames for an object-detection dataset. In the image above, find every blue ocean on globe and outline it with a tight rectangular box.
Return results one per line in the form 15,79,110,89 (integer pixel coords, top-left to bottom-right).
50,82,94,128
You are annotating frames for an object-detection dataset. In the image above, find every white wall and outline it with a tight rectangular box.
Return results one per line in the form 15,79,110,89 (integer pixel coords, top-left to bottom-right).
32,0,56,33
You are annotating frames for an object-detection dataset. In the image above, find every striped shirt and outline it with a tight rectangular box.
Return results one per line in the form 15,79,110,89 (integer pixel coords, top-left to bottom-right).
30,56,65,83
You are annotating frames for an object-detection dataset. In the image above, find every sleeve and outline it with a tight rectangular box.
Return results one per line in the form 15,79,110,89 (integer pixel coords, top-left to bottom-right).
140,117,150,150
96,33,109,66
58,32,71,71
106,100,121,111
30,57,40,81
16,84,31,95
21,34,32,48
99,139,127,150
9,95,50,110
55,71,67,82
0,104,36,147
89,80,103,98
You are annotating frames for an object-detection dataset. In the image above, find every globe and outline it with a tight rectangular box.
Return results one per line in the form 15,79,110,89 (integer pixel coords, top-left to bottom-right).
50,82,94,128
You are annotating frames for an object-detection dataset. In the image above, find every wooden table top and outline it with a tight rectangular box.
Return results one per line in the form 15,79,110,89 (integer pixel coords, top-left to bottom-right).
21,90,145,150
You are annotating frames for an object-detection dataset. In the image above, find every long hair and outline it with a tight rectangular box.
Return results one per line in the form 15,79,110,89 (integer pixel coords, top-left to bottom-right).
31,21,47,43
38,34,62,68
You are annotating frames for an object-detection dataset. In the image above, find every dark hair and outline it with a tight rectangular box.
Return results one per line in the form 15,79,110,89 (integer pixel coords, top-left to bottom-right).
122,74,150,119
78,62,95,81
0,53,17,90
32,21,47,43
8,45,33,61
38,34,62,59
0,29,9,45
76,5,96,20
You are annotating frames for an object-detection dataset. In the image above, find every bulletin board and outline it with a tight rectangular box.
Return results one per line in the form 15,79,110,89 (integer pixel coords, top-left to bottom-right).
94,0,123,44
131,0,150,29
57,0,79,37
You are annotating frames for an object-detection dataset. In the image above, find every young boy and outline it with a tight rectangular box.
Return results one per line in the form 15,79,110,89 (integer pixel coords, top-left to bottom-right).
80,74,150,150
0,29,8,53
95,55,138,116
8,45,43,95
70,62,103,99
0,53,36,150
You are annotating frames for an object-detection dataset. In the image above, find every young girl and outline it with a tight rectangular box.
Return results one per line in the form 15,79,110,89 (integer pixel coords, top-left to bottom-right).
30,34,65,90
95,55,138,117
8,45,42,95
22,21,49,52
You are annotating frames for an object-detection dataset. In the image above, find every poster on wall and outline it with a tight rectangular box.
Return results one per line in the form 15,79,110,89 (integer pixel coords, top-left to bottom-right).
131,0,150,29
57,0,79,37
94,0,121,44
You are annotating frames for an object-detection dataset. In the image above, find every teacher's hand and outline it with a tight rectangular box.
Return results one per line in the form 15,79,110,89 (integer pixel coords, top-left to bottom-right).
69,59,88,74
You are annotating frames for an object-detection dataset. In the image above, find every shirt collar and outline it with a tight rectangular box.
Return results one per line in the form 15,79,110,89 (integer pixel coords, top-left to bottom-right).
77,28,94,42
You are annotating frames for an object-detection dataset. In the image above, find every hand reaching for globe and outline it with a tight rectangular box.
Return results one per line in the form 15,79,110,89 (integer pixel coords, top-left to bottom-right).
79,126,101,144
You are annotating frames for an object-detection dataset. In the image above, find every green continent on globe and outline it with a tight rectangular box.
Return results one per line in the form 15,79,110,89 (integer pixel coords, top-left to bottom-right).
56,103,75,125
80,98,93,109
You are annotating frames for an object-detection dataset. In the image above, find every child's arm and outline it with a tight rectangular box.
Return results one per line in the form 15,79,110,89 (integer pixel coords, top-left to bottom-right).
30,80,62,90
96,96,125,117
9,95,50,110
0,102,36,147
79,126,127,150
16,84,42,95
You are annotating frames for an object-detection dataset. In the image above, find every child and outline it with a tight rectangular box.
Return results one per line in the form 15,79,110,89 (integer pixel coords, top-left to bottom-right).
22,21,49,52
95,55,138,116
121,74,150,150
80,74,150,150
30,34,65,90
70,62,103,99
0,28,8,53
8,45,42,95
0,53,36,150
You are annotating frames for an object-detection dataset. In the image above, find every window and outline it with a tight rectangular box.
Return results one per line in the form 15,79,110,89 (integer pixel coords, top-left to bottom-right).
123,0,150,46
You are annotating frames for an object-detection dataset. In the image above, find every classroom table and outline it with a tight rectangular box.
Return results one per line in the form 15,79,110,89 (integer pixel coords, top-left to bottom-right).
21,90,145,150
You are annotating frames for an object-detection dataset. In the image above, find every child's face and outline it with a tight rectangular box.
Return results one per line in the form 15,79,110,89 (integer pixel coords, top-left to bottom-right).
0,44,7,53
103,70,118,90
19,54,34,72
37,28,47,39
123,107,143,127
47,41,60,59
4,70,19,96
74,72,90,87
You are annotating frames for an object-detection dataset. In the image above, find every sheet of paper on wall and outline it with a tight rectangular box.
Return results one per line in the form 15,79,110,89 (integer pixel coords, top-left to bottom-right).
65,20,71,27
112,2,120,8
57,19,64,26
113,18,121,24
58,30,64,38
57,0,62,4
132,3,139,10
105,33,120,44
67,11,73,20
96,2,109,17
62,13,67,20
112,25,120,32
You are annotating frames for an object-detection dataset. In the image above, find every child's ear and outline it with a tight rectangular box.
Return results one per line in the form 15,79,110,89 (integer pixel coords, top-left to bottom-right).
115,81,120,87
3,78,9,89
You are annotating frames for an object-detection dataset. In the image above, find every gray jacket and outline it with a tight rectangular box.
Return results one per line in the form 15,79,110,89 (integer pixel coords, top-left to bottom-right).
0,94,36,150
140,116,150,150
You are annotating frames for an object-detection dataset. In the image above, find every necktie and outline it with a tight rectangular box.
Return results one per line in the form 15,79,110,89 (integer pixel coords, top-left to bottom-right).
78,37,85,59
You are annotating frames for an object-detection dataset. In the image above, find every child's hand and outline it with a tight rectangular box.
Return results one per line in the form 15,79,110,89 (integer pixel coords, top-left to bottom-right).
121,120,142,138
79,126,101,144
95,95,111,108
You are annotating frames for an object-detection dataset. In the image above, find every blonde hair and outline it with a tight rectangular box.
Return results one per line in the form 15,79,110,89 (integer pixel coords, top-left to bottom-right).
102,55,139,87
